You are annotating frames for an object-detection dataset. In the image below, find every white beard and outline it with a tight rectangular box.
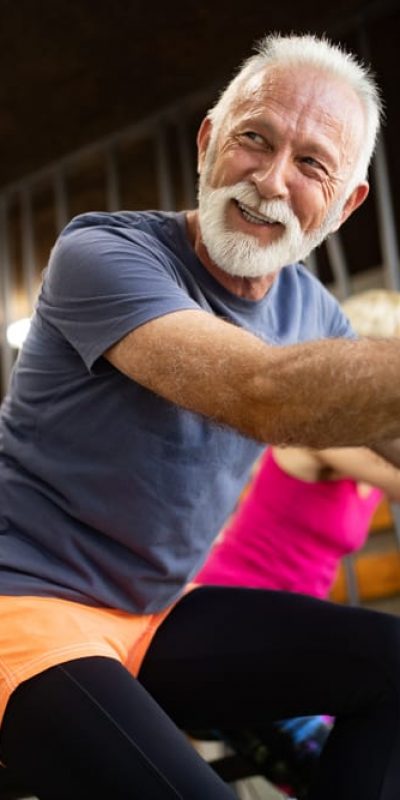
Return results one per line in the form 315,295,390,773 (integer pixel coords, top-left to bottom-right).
198,177,343,279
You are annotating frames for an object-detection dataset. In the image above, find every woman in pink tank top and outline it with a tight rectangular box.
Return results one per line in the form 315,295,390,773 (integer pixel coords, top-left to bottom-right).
196,444,394,596
196,443,400,799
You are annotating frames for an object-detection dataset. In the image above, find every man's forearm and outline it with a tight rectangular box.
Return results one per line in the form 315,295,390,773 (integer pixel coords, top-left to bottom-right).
105,310,400,449
250,335,400,448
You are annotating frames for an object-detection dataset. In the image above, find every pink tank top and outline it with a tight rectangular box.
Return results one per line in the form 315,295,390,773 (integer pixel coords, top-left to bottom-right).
196,448,383,598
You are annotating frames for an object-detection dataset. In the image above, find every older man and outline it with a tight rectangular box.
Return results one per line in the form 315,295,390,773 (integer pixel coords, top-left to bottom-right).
0,33,400,800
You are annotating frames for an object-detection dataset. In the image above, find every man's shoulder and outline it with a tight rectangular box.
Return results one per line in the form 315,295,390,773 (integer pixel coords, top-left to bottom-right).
60,209,181,241
271,262,353,340
51,209,189,272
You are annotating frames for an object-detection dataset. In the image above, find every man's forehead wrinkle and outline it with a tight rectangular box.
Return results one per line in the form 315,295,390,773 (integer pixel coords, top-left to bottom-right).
250,64,360,113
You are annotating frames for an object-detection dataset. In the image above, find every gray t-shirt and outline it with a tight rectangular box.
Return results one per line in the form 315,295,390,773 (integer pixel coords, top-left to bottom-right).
0,211,353,612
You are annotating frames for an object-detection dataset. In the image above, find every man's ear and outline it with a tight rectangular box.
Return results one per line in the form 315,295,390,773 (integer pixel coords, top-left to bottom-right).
330,182,370,232
196,117,213,173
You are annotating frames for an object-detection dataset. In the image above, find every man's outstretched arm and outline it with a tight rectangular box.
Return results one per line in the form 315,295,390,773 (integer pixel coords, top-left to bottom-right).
104,309,400,452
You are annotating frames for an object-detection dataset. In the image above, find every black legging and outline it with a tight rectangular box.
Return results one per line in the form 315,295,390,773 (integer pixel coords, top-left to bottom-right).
1,586,400,799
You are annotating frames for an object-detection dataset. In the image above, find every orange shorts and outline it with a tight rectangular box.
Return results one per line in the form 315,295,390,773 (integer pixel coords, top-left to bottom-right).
0,591,190,728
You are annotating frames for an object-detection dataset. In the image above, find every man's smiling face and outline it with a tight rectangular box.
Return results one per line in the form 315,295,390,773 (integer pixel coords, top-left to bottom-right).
196,64,368,279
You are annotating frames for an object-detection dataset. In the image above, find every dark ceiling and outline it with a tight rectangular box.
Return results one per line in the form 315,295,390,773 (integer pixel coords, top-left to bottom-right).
0,0,399,190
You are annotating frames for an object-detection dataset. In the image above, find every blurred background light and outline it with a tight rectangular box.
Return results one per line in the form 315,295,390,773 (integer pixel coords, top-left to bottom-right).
6,318,31,350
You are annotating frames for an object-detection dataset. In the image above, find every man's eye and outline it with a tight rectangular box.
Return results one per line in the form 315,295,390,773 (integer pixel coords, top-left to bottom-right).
242,131,265,145
301,156,327,174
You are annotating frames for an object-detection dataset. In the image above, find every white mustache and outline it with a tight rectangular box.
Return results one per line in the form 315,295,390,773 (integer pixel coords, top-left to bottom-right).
220,182,299,228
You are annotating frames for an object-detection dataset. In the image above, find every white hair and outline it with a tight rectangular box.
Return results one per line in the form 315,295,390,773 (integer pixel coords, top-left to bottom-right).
207,33,383,194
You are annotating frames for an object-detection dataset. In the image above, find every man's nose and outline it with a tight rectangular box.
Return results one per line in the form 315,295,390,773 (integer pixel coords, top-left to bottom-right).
251,155,290,200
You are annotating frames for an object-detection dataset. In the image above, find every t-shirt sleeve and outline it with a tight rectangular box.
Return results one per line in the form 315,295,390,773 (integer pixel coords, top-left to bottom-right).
325,300,357,339
39,221,201,370
303,268,357,340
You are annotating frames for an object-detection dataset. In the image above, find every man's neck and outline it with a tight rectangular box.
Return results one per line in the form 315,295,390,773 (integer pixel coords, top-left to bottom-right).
185,210,277,301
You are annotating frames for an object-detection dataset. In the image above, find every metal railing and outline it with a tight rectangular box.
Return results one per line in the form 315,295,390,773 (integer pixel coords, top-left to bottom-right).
0,85,216,393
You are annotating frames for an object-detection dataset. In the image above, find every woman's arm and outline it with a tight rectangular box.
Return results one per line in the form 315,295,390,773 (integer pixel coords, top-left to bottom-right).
315,446,400,501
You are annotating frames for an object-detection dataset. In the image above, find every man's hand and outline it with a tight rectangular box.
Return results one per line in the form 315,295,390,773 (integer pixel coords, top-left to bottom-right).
371,439,400,471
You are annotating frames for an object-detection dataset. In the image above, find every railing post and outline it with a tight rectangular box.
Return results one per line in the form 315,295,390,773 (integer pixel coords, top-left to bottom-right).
0,195,14,394
54,167,69,233
21,187,36,310
325,232,352,300
155,122,175,210
357,25,400,290
372,139,400,290
177,115,197,208
105,145,121,212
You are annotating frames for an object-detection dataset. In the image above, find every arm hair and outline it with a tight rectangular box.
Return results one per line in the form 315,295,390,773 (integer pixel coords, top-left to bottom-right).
105,310,400,449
